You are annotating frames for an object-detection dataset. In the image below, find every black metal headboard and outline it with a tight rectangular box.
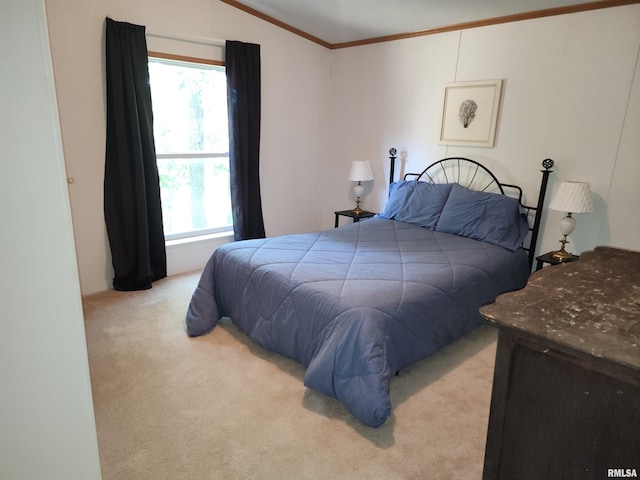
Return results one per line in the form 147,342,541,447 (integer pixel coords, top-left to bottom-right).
387,148,554,270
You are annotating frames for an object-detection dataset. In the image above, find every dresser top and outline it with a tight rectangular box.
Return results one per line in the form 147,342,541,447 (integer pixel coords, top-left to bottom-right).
481,246,640,371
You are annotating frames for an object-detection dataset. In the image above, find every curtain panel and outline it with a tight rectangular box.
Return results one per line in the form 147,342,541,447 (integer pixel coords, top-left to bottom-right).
225,40,266,241
104,18,166,291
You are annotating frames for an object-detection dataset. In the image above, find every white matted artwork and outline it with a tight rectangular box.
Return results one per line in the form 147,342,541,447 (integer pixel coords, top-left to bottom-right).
439,79,503,147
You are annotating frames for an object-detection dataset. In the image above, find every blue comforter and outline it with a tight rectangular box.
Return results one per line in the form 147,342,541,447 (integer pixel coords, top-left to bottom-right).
186,218,529,427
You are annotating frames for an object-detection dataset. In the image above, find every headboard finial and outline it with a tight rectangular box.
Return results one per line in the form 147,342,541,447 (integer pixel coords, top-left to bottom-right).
388,148,398,185
542,158,554,170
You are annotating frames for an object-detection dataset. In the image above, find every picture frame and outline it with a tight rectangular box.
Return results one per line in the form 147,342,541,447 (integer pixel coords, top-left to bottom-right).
438,79,503,147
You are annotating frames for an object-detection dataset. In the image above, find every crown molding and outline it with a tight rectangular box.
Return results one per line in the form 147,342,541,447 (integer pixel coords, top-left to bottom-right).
221,0,640,49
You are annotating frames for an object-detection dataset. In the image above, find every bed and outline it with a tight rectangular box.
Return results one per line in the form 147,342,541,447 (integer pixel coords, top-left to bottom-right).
186,152,554,427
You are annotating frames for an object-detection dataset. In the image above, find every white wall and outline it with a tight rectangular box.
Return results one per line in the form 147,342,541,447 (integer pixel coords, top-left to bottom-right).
601,39,640,250
0,1,102,478
45,2,640,295
45,0,332,294
326,5,640,258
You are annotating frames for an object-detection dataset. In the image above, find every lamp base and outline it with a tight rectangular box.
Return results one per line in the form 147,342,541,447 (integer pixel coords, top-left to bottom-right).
352,198,364,215
551,236,572,262
551,249,574,262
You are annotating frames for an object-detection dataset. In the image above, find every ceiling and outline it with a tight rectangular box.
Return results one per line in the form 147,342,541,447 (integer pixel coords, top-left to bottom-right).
222,0,631,47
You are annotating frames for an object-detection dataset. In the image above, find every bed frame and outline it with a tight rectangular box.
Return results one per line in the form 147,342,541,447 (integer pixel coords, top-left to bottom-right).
387,148,554,270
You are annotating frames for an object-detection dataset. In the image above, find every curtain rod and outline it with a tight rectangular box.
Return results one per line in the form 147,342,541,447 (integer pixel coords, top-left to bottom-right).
145,30,225,47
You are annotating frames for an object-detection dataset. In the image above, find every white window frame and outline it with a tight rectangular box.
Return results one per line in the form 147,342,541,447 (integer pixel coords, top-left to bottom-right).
148,53,232,241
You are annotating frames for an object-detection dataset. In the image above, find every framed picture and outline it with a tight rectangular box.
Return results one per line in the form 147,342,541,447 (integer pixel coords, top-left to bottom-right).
439,79,503,147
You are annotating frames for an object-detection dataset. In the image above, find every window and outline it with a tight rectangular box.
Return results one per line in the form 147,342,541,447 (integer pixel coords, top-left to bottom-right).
148,56,232,240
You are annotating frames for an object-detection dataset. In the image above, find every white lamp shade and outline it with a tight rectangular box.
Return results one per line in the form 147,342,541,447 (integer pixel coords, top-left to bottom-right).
549,181,593,214
348,160,374,182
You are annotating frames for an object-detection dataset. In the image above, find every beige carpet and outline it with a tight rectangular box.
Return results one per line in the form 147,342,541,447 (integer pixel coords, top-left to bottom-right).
83,271,498,480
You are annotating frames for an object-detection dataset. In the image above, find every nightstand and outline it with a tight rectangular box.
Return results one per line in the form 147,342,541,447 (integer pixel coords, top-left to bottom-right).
334,210,375,228
535,251,580,271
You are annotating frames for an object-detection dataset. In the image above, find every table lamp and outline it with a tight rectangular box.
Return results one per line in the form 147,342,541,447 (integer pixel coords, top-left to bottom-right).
348,160,374,215
548,181,593,261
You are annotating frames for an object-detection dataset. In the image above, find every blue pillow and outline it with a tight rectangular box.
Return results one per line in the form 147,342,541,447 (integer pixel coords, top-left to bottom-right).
376,181,411,219
376,181,453,230
435,183,529,251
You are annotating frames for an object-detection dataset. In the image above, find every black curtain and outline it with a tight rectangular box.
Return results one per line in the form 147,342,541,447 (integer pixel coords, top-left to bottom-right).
226,40,266,241
104,18,166,291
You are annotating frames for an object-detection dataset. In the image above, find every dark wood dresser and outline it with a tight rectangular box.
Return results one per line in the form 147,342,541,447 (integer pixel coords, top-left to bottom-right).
480,246,640,480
